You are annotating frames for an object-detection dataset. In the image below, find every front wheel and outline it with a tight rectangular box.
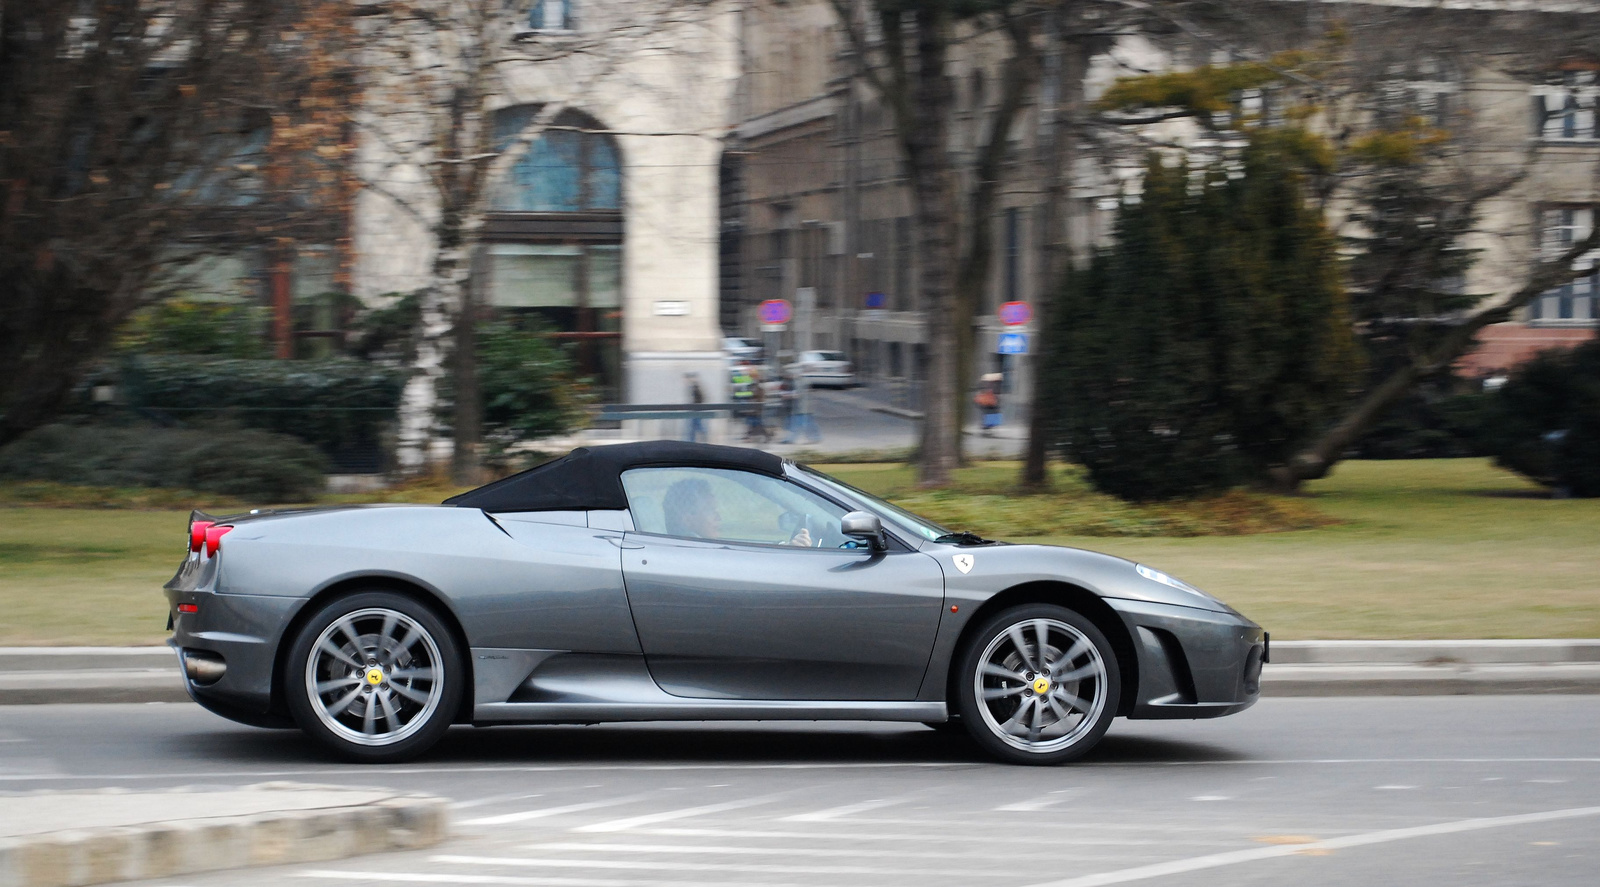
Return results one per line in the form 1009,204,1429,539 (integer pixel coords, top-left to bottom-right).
284,592,463,763
955,604,1120,765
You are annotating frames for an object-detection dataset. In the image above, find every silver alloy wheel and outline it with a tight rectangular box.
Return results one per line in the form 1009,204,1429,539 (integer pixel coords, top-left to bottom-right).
973,617,1108,754
304,607,445,747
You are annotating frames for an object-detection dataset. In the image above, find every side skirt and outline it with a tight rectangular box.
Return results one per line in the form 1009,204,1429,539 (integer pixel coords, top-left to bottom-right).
473,700,947,724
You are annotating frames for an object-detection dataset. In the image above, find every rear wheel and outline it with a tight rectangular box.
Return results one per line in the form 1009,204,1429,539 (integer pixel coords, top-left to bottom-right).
955,604,1119,765
284,591,462,763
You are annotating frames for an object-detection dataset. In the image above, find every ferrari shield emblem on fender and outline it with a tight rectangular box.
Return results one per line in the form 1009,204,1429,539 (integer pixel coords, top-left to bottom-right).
953,554,974,574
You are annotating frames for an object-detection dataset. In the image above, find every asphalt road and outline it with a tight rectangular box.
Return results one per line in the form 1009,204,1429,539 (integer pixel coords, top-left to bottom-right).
2,697,1597,886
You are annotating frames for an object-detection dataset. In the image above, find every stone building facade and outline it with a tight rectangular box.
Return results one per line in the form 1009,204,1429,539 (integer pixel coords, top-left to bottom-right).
354,0,741,421
720,0,1600,424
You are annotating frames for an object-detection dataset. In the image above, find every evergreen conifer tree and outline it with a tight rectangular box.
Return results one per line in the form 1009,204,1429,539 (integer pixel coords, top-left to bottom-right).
1048,136,1357,501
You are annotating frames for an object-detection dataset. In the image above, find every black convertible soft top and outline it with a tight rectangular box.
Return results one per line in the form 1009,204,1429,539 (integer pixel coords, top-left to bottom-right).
442,440,785,512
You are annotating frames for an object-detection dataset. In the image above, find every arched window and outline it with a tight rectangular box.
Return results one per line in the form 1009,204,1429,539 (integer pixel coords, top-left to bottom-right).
491,106,619,212
483,105,624,400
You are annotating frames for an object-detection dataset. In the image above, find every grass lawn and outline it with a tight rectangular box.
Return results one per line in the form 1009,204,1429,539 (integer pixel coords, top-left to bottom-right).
0,458,1594,645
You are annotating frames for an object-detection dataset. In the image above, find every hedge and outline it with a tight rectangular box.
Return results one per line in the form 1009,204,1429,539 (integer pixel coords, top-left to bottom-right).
0,422,327,502
120,355,407,457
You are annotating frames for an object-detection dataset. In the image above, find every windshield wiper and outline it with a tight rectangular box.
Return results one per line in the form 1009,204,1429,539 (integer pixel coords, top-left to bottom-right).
933,531,993,545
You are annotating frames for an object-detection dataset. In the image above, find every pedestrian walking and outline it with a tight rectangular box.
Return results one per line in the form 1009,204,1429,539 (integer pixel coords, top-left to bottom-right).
683,372,707,442
976,372,1003,436
741,366,771,442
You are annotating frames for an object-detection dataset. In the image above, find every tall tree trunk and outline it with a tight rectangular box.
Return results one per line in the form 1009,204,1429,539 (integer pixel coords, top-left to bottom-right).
953,10,1038,467
1269,226,1600,491
1022,12,1086,490
905,7,958,487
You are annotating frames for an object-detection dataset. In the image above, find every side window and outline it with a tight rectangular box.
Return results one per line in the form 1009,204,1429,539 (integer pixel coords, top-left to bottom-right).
621,467,853,548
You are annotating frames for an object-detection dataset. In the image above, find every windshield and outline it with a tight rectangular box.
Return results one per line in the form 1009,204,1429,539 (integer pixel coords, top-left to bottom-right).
796,464,952,542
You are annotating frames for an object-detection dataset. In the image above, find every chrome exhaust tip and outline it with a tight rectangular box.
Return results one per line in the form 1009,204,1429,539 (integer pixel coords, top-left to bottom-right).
183,649,227,685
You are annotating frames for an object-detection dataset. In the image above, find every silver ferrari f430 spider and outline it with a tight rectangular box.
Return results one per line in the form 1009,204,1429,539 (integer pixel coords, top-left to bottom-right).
165,441,1267,764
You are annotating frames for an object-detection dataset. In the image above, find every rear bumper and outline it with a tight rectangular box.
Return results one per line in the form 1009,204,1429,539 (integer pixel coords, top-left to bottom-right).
165,585,304,724
1107,598,1265,720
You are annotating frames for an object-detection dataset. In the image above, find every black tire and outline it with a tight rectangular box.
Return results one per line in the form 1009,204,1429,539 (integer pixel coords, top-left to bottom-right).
954,604,1120,765
284,591,463,763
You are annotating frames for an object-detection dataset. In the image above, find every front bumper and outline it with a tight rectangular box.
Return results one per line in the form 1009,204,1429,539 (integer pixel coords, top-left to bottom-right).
1107,597,1265,720
165,585,304,726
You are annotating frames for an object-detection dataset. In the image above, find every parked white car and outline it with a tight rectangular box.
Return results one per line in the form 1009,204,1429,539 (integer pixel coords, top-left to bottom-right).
786,350,856,388
722,336,763,365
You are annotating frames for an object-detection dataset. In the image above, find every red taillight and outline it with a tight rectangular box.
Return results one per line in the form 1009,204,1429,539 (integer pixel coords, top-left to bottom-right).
204,525,233,556
189,520,214,553
177,603,198,614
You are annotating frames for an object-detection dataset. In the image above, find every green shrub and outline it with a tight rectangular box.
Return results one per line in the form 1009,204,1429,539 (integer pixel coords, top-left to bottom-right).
0,422,327,501
1047,138,1358,501
1483,341,1600,497
117,296,270,359
120,355,407,456
1351,389,1492,459
472,321,587,450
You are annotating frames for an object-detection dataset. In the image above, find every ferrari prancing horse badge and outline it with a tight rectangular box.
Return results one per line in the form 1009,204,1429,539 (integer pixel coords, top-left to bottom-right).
953,554,974,574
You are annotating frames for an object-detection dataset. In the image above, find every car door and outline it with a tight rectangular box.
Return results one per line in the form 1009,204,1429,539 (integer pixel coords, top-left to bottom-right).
619,466,945,701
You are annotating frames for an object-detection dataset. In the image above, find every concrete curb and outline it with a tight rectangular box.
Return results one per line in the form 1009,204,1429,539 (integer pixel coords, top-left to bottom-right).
1263,663,1600,696
3,642,1599,704
0,649,186,706
0,784,448,887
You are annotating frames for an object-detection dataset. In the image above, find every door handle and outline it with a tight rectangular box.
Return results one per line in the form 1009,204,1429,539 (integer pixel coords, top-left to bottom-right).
600,535,645,550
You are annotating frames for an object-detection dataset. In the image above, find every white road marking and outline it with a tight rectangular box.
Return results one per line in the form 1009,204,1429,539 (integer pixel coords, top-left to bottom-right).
523,842,1079,860
637,826,1166,844
300,873,804,887
782,797,904,821
1375,785,1417,790
995,793,1068,812
1021,804,1600,887
1189,796,1230,802
0,761,966,783
431,853,994,877
464,795,653,826
452,793,544,810
571,791,794,833
8,757,1600,783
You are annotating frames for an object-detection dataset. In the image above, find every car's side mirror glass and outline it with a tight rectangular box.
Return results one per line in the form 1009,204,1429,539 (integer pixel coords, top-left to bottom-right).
840,511,886,552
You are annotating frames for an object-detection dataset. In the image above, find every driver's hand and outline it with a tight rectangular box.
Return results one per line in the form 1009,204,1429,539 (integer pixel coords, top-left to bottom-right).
788,527,812,547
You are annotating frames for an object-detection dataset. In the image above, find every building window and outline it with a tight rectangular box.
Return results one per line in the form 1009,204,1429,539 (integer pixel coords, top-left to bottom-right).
484,105,623,399
491,106,619,212
1533,71,1598,142
1531,207,1598,326
528,0,575,31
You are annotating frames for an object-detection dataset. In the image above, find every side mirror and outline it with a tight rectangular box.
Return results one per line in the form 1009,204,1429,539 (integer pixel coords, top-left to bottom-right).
840,511,886,552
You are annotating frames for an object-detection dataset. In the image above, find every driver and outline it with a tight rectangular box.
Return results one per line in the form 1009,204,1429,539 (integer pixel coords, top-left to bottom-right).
662,477,811,546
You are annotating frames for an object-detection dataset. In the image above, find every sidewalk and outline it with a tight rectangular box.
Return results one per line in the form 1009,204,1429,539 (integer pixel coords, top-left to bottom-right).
0,783,446,887
3,642,1598,706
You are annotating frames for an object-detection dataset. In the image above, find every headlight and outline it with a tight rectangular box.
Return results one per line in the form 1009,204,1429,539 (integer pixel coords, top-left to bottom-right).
1135,563,1210,599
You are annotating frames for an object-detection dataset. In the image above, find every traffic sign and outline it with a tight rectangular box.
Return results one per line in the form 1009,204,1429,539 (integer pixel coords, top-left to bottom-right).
759,299,792,325
864,291,887,309
999,301,1032,326
997,332,1028,354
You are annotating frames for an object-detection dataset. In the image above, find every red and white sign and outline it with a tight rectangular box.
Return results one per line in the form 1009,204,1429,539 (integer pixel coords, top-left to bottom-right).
999,301,1032,326
759,299,793,326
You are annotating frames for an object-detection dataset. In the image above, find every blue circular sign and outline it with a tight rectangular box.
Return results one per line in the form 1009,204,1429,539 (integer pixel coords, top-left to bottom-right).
759,299,792,325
